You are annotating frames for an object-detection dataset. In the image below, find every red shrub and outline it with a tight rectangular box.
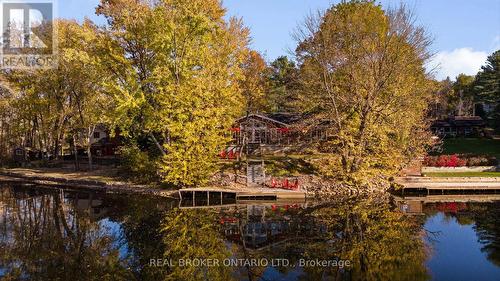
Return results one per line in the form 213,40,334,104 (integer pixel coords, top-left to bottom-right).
436,155,448,167
424,154,466,167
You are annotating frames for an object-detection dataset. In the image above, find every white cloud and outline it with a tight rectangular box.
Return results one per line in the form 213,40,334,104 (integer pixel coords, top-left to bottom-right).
427,48,488,80
491,35,500,51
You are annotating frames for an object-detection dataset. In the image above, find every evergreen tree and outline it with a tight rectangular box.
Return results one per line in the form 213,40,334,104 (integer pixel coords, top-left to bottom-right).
473,50,500,130
267,56,299,112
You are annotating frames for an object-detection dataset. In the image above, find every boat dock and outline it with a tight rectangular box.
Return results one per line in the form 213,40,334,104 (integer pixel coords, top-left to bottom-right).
178,187,306,208
396,176,500,192
394,193,500,204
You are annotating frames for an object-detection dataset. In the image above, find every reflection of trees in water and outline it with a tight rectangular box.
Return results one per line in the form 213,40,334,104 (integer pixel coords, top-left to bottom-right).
161,196,429,281
0,185,133,280
0,184,432,281
263,196,429,281
104,195,174,280
473,202,500,266
326,196,429,281
431,201,500,267
161,208,233,281
0,184,180,281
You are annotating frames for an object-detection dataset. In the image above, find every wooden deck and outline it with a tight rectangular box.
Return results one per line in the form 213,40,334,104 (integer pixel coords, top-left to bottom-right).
179,187,306,200
396,176,500,191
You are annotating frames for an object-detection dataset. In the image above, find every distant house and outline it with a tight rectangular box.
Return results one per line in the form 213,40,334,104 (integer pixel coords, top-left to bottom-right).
431,116,486,137
12,147,26,163
90,125,108,145
90,125,121,156
231,113,328,147
91,138,121,157
68,125,121,157
12,147,45,163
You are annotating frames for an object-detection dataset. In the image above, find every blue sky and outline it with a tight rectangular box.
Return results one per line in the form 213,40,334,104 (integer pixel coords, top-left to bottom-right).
59,0,500,80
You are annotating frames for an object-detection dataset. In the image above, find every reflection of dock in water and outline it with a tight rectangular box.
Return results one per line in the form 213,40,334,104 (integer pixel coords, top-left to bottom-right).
393,194,500,215
219,205,328,251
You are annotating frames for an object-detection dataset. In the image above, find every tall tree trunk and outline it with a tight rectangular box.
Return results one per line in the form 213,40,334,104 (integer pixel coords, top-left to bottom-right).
72,134,79,171
53,121,61,160
87,126,95,171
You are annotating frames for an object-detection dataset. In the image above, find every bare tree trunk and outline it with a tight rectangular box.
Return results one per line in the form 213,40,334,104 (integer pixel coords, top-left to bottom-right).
72,134,79,171
149,132,166,157
87,125,96,171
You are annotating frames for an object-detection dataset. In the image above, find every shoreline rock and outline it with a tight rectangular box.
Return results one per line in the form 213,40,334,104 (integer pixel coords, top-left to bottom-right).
209,171,390,199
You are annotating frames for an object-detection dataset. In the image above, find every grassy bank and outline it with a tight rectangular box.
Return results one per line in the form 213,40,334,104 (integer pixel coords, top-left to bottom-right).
440,138,500,159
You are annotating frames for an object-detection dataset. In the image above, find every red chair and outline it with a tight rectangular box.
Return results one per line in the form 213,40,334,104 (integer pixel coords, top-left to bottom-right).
219,150,226,159
282,179,289,189
271,178,277,188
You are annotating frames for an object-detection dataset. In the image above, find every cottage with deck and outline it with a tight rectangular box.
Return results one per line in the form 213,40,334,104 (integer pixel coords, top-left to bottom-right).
231,113,329,147
431,116,486,137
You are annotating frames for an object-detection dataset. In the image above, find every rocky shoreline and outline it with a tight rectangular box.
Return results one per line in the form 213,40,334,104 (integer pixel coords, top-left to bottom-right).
1,168,390,200
210,171,390,199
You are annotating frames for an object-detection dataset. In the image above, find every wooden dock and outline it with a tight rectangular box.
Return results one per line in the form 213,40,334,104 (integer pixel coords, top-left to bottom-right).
178,187,306,208
396,176,500,192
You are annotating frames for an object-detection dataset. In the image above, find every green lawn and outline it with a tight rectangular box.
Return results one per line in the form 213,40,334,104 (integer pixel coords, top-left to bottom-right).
424,172,500,177
440,138,500,159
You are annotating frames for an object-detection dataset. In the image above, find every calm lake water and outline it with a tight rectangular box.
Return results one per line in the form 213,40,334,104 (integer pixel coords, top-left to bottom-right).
0,182,499,281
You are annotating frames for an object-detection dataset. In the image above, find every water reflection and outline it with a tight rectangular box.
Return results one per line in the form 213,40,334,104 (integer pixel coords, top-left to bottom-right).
0,183,173,281
1,183,499,280
396,194,500,281
162,196,429,281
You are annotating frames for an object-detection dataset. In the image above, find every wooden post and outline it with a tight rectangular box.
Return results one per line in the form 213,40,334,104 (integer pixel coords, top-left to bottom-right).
192,191,195,207
220,192,223,205
207,191,210,206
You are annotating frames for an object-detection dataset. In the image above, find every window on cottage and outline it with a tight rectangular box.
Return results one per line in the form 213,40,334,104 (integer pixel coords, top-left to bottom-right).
93,132,100,139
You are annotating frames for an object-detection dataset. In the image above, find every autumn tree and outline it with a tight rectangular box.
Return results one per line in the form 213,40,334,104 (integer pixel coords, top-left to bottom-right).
428,78,452,119
241,50,269,113
294,1,433,183
1,20,107,170
451,74,475,116
58,20,108,170
0,84,14,162
96,0,250,186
